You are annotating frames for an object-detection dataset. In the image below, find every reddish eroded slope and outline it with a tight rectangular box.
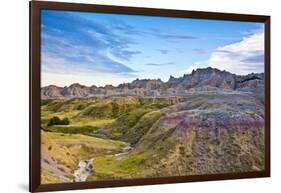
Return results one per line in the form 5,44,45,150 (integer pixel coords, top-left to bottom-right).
135,92,264,175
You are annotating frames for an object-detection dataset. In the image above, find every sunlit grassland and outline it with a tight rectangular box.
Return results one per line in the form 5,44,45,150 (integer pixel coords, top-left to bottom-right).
88,153,150,180
45,132,125,159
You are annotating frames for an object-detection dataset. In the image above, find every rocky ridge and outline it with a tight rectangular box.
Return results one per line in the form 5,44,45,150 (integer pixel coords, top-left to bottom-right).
41,67,264,99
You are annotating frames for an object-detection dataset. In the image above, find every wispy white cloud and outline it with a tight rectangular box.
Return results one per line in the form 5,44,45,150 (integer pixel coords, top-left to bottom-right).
208,29,264,75
192,48,208,55
41,71,136,87
41,52,137,87
145,62,175,66
41,10,140,79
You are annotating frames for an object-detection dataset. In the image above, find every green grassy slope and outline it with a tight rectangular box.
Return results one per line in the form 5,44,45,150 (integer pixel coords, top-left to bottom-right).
41,93,265,182
88,93,265,179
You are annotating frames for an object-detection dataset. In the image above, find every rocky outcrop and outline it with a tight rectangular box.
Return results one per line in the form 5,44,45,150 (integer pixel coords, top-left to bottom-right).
182,67,236,89
61,83,91,98
41,67,264,99
41,85,64,99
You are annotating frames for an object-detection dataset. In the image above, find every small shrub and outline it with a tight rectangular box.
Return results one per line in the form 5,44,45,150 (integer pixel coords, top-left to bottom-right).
47,116,60,126
60,117,70,125
47,116,70,126
76,104,86,110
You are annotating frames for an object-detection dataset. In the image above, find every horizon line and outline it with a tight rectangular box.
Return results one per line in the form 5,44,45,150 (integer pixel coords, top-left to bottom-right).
41,67,264,88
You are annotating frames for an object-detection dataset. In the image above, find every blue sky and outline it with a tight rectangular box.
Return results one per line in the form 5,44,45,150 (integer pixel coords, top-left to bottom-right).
41,10,264,87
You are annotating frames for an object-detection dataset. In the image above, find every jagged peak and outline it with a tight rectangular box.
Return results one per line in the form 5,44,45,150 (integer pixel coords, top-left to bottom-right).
104,84,115,89
44,84,62,88
131,78,163,84
69,83,85,88
193,67,220,73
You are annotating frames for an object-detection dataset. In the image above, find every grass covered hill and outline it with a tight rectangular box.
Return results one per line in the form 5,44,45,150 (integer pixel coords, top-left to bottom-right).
41,90,264,183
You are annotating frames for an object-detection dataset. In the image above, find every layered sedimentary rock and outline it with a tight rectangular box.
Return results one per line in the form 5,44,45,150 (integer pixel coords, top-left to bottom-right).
41,67,264,99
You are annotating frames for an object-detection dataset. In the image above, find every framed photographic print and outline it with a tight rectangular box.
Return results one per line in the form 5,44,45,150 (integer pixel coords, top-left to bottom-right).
30,1,270,192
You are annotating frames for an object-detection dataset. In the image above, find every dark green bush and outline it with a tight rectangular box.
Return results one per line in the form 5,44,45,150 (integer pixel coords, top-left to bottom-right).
60,117,70,125
47,116,70,126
